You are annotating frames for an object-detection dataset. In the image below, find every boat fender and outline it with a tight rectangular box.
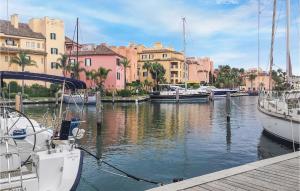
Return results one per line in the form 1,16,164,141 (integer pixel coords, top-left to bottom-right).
12,129,26,140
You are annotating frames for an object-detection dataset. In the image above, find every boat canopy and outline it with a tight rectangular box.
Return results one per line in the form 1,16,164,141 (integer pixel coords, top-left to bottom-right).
0,71,86,89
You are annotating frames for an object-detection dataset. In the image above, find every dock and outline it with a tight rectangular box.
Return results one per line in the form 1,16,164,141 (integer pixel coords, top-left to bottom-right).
147,151,300,191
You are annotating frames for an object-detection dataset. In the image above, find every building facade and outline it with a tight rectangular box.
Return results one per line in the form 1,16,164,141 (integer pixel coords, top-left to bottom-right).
0,14,64,84
137,42,186,84
187,57,214,84
28,16,65,76
242,68,271,91
67,43,125,90
0,14,47,76
110,44,138,83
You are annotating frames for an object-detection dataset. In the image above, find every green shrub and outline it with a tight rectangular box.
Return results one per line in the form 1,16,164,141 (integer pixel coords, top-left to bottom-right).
8,81,21,93
117,89,132,97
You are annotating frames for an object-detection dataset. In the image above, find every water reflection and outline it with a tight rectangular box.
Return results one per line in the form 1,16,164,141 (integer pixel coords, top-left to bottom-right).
22,97,294,191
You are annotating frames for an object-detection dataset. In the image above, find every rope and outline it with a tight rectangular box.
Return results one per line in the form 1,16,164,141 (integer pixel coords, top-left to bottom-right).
76,146,164,186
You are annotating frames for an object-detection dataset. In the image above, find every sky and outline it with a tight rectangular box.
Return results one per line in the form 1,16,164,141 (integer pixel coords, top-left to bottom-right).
1,0,299,74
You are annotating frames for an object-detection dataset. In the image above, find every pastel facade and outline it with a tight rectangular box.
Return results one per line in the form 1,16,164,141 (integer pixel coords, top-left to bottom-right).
28,16,65,76
187,57,214,83
0,15,47,85
137,42,186,84
242,68,271,91
110,44,138,83
67,43,125,90
0,14,64,85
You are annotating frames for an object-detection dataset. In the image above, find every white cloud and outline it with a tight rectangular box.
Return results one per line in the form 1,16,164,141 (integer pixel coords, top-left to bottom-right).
216,0,239,5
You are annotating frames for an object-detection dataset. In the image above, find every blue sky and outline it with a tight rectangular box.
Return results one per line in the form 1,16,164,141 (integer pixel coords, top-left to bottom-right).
1,0,299,74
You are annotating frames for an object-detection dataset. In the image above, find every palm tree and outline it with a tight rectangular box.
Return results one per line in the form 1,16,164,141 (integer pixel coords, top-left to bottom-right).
57,53,68,77
142,61,152,79
94,67,112,91
10,52,37,96
85,70,97,88
248,73,257,90
149,62,166,90
119,58,131,89
68,61,85,80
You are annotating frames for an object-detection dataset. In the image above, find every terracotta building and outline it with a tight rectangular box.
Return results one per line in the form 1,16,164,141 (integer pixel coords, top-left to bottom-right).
110,44,138,83
187,57,214,84
67,42,125,90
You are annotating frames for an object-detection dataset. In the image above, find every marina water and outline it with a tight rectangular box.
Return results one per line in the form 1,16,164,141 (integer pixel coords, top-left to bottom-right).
24,96,293,191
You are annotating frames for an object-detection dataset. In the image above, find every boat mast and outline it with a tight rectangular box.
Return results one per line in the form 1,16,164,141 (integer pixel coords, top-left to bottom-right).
257,0,261,76
286,0,292,83
182,17,187,88
269,0,277,91
76,17,79,65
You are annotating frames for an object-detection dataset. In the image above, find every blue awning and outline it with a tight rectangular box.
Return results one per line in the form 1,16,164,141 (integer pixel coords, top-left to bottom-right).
0,71,86,89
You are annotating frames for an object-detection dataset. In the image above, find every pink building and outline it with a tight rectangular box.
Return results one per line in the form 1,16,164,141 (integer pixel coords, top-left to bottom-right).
187,57,214,83
67,42,125,91
110,44,138,83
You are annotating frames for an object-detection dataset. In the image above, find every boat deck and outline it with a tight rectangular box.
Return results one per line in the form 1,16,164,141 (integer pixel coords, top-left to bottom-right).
147,151,300,191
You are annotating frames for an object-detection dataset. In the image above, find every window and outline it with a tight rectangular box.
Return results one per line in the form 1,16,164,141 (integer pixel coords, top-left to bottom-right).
143,72,148,77
116,58,120,66
50,33,56,40
51,48,58,54
37,43,40,49
5,56,8,62
51,62,58,69
149,54,154,59
141,55,148,60
85,58,92,67
162,54,167,58
69,59,75,66
31,42,35,49
26,42,30,48
117,72,121,80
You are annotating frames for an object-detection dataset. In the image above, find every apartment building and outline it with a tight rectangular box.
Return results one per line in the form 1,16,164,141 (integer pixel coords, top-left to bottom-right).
137,42,186,84
187,57,214,84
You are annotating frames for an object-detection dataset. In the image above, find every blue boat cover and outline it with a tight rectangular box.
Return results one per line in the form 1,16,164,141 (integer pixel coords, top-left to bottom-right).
0,71,86,89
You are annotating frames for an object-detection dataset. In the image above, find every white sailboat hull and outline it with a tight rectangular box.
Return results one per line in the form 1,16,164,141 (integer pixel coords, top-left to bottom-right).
257,107,300,145
63,94,96,104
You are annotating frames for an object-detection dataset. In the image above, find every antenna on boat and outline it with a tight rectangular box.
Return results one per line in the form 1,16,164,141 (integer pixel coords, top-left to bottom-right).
286,0,292,83
269,0,277,91
76,17,79,65
257,0,261,76
182,17,187,89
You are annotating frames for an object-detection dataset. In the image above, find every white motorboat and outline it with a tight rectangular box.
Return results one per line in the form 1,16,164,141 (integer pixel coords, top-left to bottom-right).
258,91,300,145
0,71,87,191
197,86,239,97
63,93,96,105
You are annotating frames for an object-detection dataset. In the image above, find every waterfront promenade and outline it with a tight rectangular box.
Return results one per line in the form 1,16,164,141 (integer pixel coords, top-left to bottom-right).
147,151,300,191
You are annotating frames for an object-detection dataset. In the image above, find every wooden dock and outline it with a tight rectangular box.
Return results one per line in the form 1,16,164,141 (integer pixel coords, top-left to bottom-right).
147,151,300,191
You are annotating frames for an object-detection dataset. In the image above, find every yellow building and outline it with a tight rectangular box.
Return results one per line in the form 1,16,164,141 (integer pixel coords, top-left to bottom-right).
29,16,65,76
137,42,186,84
0,14,64,81
0,14,47,75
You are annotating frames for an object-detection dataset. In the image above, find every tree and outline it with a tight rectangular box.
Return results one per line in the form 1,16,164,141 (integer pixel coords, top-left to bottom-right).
68,61,85,80
57,53,69,77
119,58,131,89
149,62,166,90
10,52,37,96
248,73,257,90
94,67,112,91
142,61,152,78
85,70,97,88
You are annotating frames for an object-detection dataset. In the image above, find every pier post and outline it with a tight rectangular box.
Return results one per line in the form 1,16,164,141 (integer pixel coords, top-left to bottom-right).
210,91,215,101
176,88,179,103
15,92,23,112
55,92,59,107
112,90,115,104
226,92,231,122
96,91,102,126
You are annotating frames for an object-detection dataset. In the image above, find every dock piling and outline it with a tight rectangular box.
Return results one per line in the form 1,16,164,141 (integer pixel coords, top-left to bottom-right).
226,92,231,122
176,89,179,103
96,91,102,126
112,90,115,104
15,92,23,112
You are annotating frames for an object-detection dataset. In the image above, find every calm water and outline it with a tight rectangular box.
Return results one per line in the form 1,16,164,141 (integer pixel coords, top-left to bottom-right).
24,96,293,191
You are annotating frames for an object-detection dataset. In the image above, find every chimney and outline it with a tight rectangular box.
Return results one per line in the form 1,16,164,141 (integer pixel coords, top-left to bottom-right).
11,14,19,28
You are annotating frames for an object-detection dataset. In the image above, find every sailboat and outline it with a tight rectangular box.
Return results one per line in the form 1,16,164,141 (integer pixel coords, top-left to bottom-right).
257,0,300,146
0,71,86,190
